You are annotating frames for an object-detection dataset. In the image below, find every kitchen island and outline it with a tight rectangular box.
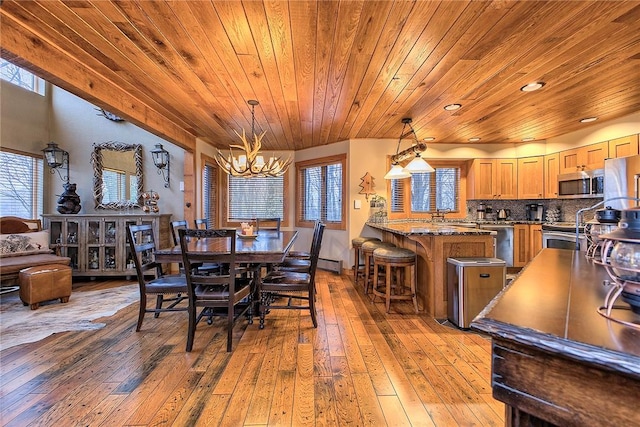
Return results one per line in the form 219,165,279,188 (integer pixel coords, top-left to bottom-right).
366,221,494,318
472,249,640,426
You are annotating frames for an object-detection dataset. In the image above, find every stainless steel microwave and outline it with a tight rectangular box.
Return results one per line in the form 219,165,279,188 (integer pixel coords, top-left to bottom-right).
557,169,604,199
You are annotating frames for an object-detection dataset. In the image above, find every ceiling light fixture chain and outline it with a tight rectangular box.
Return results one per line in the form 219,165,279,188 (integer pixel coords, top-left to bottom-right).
215,100,291,178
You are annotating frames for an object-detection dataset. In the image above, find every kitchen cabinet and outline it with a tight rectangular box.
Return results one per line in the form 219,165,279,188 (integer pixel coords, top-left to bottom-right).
43,214,172,277
544,153,560,199
468,158,517,199
608,134,639,158
559,141,608,173
517,156,544,199
513,224,543,267
513,224,529,267
530,224,543,259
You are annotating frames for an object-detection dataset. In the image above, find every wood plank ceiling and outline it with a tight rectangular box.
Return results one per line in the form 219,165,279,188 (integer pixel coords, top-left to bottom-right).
1,1,639,152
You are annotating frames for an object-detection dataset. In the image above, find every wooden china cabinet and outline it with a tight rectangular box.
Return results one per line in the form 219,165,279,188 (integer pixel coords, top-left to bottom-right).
42,214,171,277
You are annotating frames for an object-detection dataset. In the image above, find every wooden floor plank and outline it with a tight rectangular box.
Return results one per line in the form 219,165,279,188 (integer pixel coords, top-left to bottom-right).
0,270,504,426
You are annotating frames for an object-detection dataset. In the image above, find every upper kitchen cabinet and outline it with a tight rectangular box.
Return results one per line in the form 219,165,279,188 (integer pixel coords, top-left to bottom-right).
608,134,639,158
517,156,544,199
558,142,608,173
468,159,517,200
544,153,560,199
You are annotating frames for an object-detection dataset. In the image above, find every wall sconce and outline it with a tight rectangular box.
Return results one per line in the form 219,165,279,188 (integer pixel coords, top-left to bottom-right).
150,143,170,188
42,142,69,183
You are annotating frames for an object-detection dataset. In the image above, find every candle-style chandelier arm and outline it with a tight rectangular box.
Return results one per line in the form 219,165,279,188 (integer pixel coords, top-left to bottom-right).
216,100,292,178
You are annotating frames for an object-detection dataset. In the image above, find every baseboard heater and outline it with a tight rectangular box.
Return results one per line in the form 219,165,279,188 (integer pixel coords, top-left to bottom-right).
317,257,342,274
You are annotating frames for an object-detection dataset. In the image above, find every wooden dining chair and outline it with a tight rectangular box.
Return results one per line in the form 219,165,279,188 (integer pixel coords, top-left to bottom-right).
126,224,188,332
258,222,325,329
255,217,281,233
273,220,322,273
170,220,188,246
179,228,254,352
194,218,208,229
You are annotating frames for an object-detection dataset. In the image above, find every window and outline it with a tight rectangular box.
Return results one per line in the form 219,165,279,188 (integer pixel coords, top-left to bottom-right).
202,156,218,228
0,149,43,218
388,160,466,219
1,60,45,95
296,154,346,230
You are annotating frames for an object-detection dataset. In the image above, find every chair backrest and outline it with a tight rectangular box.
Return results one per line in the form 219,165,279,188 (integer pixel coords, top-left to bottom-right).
178,228,238,304
170,220,188,246
194,218,208,229
307,222,326,286
256,217,281,232
127,223,163,280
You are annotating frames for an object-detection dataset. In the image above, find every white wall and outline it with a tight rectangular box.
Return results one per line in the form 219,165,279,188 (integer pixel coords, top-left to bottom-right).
47,86,185,216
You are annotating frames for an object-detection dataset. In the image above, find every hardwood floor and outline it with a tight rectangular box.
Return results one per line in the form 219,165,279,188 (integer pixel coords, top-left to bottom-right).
0,271,504,426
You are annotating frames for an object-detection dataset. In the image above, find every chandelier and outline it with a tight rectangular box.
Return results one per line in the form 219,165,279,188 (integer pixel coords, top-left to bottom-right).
215,100,291,178
384,118,434,179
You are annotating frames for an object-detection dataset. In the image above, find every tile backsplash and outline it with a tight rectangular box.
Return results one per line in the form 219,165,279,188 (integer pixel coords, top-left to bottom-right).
466,198,603,223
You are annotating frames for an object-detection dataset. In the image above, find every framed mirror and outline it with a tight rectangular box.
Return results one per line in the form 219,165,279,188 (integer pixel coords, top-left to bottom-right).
91,142,144,209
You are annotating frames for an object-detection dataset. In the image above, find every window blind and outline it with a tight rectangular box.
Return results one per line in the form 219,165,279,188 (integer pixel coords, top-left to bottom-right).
203,163,217,227
228,175,283,220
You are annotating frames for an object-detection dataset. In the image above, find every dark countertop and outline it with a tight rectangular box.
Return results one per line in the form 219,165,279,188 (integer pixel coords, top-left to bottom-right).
472,248,640,378
366,221,495,236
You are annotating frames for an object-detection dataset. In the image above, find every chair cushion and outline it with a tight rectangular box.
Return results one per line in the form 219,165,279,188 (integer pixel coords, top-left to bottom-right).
373,247,416,263
195,277,252,301
261,271,310,291
352,236,380,247
361,240,395,252
277,258,311,272
145,274,188,294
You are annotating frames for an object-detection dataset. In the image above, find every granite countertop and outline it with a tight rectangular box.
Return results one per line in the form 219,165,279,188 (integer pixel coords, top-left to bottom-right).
366,221,495,236
472,248,640,376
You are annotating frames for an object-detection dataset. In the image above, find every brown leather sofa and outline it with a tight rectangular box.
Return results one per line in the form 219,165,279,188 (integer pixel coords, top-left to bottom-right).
0,217,71,284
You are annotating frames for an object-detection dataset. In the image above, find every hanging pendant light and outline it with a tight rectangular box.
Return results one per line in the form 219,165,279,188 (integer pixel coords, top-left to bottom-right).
384,118,433,179
215,100,291,178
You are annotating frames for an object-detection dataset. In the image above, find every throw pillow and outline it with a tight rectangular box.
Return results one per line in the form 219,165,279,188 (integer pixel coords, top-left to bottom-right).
0,231,51,257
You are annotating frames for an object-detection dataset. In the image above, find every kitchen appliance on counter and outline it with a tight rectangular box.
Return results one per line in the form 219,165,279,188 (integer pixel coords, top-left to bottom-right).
557,169,604,199
476,202,486,220
447,257,506,329
497,208,511,220
526,203,544,221
604,155,640,210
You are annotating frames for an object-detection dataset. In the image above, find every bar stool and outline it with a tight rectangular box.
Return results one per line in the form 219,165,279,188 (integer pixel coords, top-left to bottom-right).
371,246,418,314
352,237,380,285
361,240,395,294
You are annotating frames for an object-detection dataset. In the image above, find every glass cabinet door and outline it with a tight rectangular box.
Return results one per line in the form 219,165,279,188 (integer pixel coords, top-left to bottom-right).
87,220,101,271
104,220,117,271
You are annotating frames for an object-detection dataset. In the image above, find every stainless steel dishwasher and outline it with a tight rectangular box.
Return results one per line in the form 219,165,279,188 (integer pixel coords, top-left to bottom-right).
478,223,514,267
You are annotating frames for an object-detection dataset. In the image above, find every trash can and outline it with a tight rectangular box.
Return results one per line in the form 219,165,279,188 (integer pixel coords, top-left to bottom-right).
447,257,506,329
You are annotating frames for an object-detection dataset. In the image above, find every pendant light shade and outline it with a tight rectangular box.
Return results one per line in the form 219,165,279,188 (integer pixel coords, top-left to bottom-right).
384,164,411,180
405,155,434,173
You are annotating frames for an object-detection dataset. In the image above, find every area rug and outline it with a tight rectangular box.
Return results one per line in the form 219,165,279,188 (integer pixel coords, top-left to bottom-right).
0,284,139,351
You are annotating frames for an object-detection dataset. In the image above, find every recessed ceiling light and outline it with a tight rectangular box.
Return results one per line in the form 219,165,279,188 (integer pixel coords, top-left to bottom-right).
580,117,598,123
444,104,462,111
468,137,481,142
522,137,535,142
520,82,545,92
423,137,436,141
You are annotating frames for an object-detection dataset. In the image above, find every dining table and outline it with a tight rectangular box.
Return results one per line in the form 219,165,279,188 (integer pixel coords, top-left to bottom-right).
154,229,299,265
